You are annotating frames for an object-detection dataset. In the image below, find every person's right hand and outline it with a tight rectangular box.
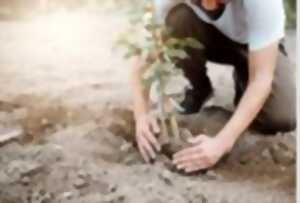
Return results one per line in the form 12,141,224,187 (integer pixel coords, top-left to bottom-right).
135,113,161,163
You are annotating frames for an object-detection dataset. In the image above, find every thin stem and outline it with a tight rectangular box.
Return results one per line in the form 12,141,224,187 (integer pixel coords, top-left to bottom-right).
157,80,169,144
170,113,180,141
148,15,171,145
159,116,170,145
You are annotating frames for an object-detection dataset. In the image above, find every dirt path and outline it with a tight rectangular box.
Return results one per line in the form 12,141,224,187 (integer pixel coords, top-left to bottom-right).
0,9,296,203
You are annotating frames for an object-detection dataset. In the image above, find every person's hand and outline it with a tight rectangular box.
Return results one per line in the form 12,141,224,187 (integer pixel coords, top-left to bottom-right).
135,113,161,163
173,134,232,173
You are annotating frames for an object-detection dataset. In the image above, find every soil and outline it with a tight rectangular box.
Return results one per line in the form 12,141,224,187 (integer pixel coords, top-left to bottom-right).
0,6,296,203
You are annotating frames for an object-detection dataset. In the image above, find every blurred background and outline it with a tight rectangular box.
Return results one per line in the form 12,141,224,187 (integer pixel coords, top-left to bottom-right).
0,0,137,18
285,0,296,29
0,0,294,106
0,0,296,29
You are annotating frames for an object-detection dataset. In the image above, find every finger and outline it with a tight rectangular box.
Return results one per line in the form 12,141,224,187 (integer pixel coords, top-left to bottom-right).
144,128,161,152
185,161,211,173
173,146,202,160
139,135,156,160
188,135,208,144
150,118,160,134
176,163,185,170
185,164,202,173
182,159,208,173
185,157,214,172
175,155,205,169
137,138,150,163
176,159,203,171
173,151,204,165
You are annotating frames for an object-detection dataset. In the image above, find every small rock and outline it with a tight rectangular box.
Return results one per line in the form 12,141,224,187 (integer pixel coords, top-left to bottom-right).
73,178,89,189
108,184,118,193
20,176,31,185
270,143,295,166
78,170,88,179
0,127,23,146
61,191,74,200
261,148,272,160
102,194,126,203
5,160,43,181
122,153,141,165
31,189,52,203
159,169,173,186
22,163,43,176
120,142,133,152
43,193,52,202
188,193,207,203
205,170,221,180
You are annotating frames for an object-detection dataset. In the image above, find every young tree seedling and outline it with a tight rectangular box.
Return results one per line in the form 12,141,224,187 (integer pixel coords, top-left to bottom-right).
117,1,203,146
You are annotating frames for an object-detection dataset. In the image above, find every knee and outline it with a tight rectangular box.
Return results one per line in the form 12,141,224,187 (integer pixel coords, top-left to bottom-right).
271,115,296,132
165,4,195,34
255,112,296,134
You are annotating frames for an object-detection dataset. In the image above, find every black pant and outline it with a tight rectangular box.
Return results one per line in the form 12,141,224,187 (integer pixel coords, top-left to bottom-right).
166,4,296,133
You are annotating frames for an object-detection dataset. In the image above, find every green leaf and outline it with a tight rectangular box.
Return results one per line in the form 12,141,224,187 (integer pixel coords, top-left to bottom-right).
183,38,203,49
160,62,176,73
124,45,142,58
166,49,189,59
129,13,143,25
164,74,190,95
143,76,156,89
165,38,182,48
169,98,185,113
142,60,160,80
172,66,184,76
124,50,139,58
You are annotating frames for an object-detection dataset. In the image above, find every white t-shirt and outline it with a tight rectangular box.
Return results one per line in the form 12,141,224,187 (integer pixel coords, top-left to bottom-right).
154,0,286,51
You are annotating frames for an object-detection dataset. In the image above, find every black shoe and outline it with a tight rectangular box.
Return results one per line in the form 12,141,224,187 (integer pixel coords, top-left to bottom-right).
179,88,213,115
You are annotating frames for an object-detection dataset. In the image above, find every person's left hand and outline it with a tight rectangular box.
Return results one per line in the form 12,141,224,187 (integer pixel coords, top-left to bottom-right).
173,135,232,173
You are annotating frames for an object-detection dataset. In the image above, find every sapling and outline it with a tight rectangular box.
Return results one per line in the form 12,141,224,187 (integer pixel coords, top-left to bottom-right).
117,1,203,147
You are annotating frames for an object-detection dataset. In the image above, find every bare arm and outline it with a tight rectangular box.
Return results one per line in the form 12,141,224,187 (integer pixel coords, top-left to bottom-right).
173,41,279,172
130,57,149,118
217,42,279,150
130,57,161,163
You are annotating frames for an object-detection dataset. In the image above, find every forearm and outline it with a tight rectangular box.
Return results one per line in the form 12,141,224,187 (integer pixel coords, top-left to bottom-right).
130,57,150,118
217,78,272,150
217,42,279,151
